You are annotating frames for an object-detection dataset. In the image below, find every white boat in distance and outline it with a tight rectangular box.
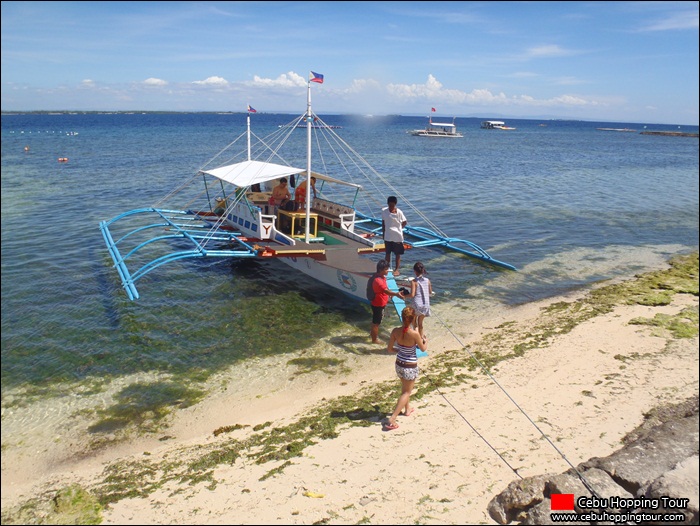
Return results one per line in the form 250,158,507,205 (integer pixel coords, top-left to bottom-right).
100,79,515,307
596,127,636,132
410,117,463,138
481,120,516,130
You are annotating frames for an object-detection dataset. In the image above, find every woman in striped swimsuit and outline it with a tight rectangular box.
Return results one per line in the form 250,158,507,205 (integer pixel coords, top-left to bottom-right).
384,306,428,431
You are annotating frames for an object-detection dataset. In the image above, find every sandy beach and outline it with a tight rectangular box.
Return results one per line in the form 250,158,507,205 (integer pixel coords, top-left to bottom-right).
1,254,698,524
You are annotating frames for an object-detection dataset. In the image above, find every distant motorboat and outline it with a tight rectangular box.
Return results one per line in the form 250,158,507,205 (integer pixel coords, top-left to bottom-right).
481,120,516,130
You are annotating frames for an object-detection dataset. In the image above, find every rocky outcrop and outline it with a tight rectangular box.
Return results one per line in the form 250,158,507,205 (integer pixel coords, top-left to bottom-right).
488,396,699,525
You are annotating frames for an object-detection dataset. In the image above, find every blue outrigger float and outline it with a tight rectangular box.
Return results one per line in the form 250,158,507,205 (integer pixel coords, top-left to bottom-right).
100,80,515,307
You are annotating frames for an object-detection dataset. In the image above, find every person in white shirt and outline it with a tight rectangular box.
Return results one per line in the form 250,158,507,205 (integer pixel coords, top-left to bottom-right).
381,195,407,275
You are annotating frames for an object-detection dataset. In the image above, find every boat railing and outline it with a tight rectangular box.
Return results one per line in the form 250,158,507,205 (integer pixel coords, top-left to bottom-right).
260,214,277,240
338,212,355,232
352,212,516,271
311,197,355,224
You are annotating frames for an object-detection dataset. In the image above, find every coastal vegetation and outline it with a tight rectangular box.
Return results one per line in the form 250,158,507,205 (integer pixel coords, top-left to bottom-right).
1,252,697,525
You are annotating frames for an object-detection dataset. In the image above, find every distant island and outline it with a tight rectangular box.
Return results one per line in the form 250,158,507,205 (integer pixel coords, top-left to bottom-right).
2,111,698,131
640,130,699,138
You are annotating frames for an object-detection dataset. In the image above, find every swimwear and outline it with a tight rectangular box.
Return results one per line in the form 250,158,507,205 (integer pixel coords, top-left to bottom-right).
394,340,419,381
371,305,385,325
395,363,419,381
411,275,431,317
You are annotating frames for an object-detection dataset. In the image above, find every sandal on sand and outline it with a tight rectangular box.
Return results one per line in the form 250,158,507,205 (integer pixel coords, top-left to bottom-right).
402,408,415,417
384,422,399,431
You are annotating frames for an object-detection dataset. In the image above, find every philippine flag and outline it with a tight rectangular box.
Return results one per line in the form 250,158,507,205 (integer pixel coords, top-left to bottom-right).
247,105,257,113
431,107,436,112
310,71,324,84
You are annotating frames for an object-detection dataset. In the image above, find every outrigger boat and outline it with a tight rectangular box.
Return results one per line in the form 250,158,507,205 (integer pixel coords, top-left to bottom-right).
410,116,463,138
100,75,515,310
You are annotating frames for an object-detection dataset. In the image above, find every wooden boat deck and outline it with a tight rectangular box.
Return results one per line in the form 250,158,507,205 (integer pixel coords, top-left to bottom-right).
254,227,382,273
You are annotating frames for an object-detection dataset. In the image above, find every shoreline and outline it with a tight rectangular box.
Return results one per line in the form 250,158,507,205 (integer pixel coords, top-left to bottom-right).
1,253,698,524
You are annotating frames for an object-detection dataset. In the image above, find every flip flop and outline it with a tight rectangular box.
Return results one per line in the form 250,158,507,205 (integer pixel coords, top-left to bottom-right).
402,408,415,417
384,422,399,431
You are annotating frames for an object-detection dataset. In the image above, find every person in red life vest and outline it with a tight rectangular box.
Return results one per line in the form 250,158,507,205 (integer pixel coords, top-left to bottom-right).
295,176,317,208
370,259,404,344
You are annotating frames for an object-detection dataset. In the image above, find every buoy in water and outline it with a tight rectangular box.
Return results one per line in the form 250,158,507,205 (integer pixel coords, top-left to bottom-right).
24,146,30,152
58,157,69,162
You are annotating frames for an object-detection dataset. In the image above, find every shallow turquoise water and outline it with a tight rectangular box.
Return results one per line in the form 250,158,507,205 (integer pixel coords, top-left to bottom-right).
2,113,698,394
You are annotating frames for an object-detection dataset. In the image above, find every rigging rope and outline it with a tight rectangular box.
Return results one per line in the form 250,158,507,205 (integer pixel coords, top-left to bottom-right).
310,114,448,236
424,306,603,498
122,113,600,499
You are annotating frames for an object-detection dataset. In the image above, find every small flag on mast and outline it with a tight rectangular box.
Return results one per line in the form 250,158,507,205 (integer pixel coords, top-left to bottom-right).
247,105,257,113
310,71,324,84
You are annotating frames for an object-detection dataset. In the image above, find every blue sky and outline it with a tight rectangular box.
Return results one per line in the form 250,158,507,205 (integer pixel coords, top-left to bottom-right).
2,1,698,125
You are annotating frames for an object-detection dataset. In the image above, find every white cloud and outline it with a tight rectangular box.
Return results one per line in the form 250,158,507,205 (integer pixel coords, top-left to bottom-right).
386,74,445,99
548,94,594,106
343,78,382,94
192,76,229,86
384,74,603,110
250,72,307,88
143,78,168,86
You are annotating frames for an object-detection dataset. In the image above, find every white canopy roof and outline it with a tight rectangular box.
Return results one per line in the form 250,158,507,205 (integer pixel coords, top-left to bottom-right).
429,122,456,127
302,170,362,189
201,160,362,189
201,160,303,187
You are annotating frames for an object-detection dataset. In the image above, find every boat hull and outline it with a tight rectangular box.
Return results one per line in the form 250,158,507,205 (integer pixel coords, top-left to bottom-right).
279,255,372,302
410,131,463,138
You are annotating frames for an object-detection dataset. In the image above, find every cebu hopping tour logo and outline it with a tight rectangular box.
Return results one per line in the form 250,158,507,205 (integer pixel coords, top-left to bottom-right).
549,493,690,524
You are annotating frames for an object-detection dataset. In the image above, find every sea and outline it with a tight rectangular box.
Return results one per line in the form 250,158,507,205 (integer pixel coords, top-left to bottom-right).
1,112,698,445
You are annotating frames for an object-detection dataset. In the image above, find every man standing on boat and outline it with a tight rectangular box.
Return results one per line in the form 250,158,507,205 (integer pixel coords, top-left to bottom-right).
295,176,317,208
382,196,407,276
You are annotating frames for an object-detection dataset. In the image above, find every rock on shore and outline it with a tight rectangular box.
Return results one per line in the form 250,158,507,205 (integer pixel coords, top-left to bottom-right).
488,396,699,525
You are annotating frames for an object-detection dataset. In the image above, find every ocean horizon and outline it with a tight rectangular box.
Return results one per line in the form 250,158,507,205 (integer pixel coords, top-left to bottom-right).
2,110,698,128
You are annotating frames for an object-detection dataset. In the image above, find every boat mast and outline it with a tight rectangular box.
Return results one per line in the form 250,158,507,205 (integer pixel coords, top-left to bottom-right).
304,78,313,242
246,111,251,161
